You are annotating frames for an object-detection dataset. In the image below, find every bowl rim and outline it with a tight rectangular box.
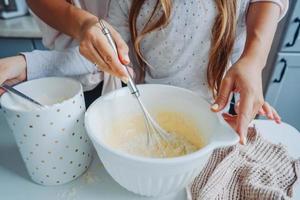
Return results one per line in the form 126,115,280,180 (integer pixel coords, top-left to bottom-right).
0,77,82,113
85,84,239,164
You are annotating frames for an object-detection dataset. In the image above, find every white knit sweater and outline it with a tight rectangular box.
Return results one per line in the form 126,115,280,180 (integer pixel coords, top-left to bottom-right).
188,127,299,200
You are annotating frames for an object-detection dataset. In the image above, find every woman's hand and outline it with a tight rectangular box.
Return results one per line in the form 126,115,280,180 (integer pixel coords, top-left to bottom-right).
79,20,132,82
211,57,264,144
0,56,27,95
27,1,133,81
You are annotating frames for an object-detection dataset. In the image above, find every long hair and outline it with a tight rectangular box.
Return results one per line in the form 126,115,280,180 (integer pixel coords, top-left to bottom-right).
129,0,237,98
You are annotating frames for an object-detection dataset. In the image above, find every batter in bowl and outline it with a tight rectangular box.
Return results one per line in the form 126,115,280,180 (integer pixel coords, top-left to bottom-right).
105,111,205,158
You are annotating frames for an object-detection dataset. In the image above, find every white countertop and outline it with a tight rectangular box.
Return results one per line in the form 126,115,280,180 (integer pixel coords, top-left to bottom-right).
0,111,299,199
0,15,42,38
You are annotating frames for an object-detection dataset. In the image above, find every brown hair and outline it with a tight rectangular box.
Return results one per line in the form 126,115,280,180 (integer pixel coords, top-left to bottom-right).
129,0,237,98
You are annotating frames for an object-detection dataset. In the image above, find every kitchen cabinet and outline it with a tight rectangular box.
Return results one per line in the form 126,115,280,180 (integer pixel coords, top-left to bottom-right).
0,38,34,57
280,0,300,52
0,38,46,58
265,53,300,130
264,0,300,131
0,15,45,57
33,39,46,50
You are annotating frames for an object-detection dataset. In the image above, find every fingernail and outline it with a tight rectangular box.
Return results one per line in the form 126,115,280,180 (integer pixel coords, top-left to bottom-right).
242,136,247,145
121,76,128,84
211,103,219,111
268,114,273,119
123,55,130,64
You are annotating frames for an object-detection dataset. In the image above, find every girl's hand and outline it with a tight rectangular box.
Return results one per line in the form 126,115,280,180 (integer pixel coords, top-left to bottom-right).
222,101,281,136
234,101,281,123
79,20,133,82
210,2,281,144
257,102,281,123
0,56,27,95
211,57,264,144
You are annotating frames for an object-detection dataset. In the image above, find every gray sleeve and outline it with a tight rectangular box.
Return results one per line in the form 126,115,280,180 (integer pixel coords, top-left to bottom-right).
21,47,98,80
106,0,131,43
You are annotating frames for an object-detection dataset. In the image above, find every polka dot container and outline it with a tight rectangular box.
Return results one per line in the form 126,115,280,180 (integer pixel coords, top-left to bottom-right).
0,77,93,185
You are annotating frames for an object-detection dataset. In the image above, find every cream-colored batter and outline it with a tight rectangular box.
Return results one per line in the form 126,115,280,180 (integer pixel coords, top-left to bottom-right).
105,111,205,158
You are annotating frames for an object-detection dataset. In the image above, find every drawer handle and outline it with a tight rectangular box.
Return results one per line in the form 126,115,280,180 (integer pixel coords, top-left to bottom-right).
286,17,300,47
273,58,287,83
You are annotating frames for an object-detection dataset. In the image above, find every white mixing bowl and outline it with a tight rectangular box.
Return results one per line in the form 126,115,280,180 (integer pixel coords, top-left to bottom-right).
85,84,239,197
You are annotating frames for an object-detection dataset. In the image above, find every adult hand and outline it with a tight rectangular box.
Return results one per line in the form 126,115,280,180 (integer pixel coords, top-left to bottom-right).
0,56,27,95
211,58,264,144
79,20,133,82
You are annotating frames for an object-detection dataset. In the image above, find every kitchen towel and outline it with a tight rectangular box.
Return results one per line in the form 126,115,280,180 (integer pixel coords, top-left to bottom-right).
187,127,300,200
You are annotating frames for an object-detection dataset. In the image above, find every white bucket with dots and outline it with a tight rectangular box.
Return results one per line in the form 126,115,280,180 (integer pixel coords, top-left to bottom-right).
0,77,93,185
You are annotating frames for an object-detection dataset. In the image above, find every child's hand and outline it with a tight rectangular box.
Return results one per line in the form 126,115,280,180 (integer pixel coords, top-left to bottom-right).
233,101,281,123
0,56,27,95
256,102,281,123
222,102,281,137
211,57,264,144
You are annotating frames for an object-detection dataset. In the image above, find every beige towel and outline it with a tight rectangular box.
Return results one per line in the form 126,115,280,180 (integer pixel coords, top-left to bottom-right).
188,127,300,200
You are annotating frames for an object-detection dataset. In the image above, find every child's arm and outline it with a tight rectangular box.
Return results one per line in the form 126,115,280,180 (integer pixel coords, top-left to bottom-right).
22,47,98,80
211,2,283,144
0,56,27,95
250,0,289,21
240,1,286,69
0,47,98,94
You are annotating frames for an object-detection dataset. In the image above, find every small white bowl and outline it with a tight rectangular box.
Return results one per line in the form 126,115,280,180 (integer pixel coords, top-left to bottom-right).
0,77,93,185
85,84,239,197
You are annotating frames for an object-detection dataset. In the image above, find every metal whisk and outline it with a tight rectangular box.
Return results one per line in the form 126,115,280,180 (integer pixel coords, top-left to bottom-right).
99,19,171,147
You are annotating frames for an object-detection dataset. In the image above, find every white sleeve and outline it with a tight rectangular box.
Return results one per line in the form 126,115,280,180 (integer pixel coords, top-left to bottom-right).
21,47,98,81
250,0,289,21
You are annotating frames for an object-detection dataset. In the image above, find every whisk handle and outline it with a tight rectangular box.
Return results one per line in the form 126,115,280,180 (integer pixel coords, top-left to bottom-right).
99,19,140,97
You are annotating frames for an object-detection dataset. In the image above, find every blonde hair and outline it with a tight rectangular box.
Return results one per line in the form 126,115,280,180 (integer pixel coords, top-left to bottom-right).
129,0,237,98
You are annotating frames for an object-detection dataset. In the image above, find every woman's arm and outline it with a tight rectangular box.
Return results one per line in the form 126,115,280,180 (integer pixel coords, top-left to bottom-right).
212,2,281,144
26,0,131,80
26,0,97,40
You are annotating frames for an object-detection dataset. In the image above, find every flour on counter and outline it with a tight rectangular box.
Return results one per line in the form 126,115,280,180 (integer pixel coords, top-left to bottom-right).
57,187,77,200
83,171,99,184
